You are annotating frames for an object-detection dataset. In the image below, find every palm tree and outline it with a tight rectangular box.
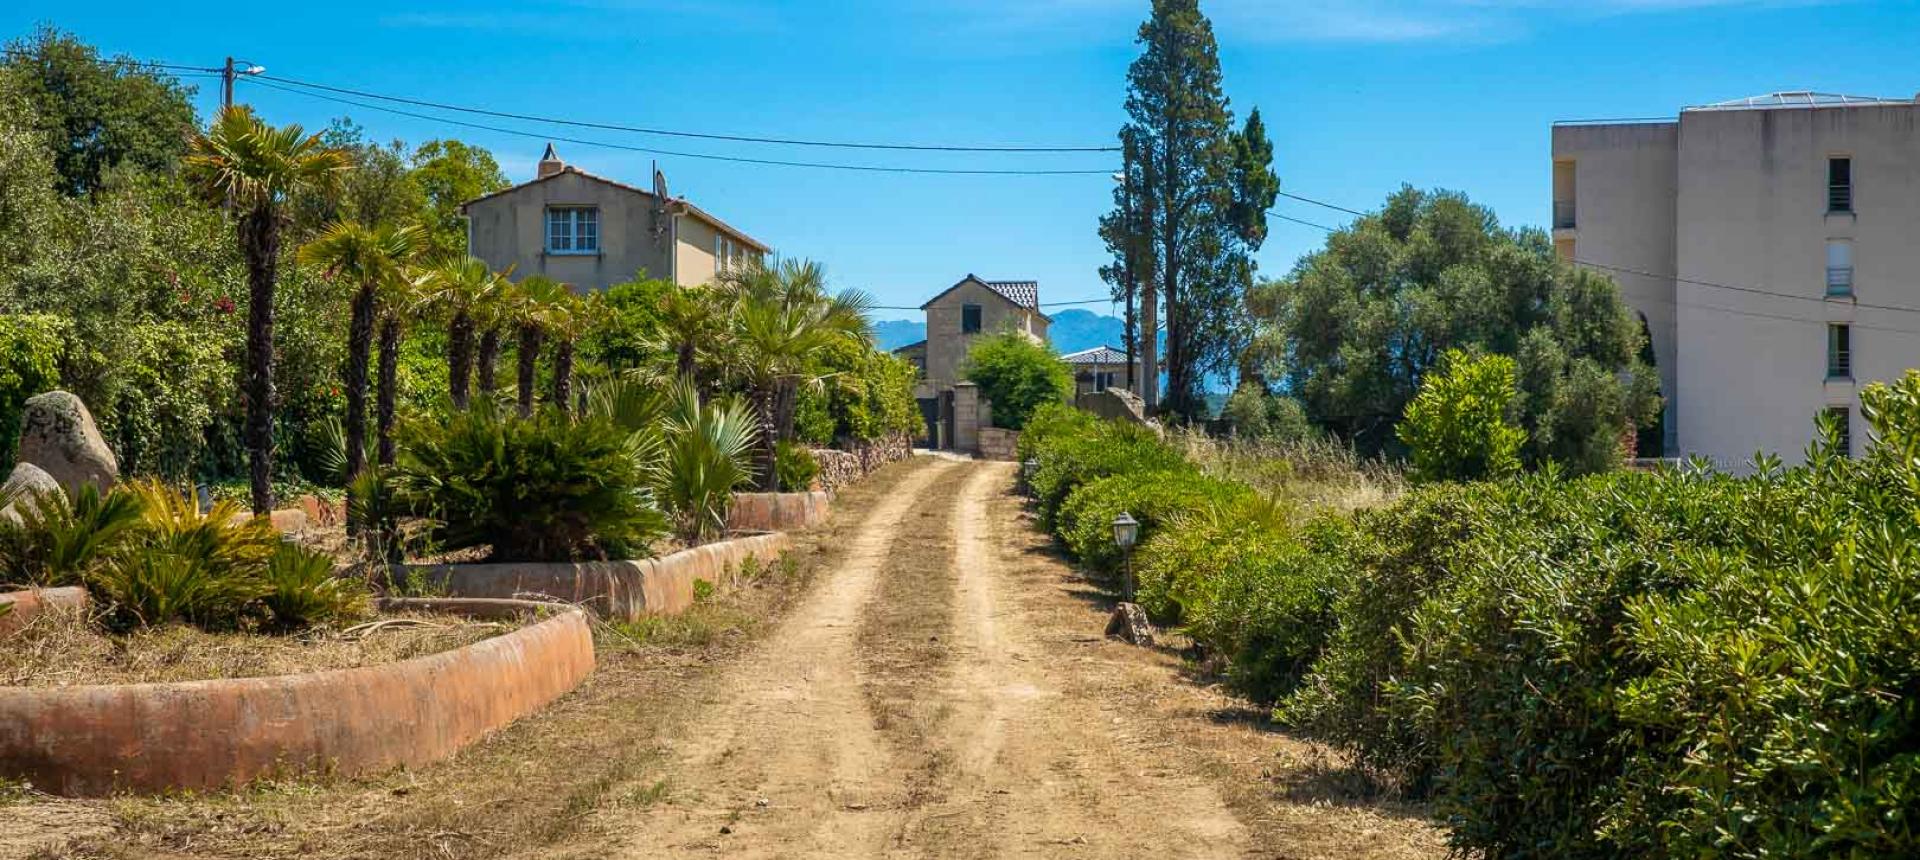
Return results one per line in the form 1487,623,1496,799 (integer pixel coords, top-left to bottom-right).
374,260,431,465
297,221,421,485
419,258,508,410
644,285,724,384
185,107,351,516
507,275,570,417
547,290,603,414
717,259,872,490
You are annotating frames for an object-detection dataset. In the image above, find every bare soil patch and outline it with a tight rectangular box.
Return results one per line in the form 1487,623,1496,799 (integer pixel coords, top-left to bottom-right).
0,608,502,688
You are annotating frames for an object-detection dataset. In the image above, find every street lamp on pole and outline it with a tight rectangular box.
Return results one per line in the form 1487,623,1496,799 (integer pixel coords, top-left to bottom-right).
1111,511,1139,602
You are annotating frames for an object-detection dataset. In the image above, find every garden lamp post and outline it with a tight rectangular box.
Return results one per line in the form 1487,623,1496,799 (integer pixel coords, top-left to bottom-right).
1112,511,1140,602
1021,458,1039,496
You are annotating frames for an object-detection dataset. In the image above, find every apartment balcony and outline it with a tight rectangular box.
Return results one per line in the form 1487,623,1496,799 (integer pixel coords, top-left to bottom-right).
1552,200,1576,231
1826,266,1854,297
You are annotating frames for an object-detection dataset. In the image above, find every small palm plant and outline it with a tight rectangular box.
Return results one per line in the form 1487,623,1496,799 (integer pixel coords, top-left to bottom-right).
655,380,760,544
0,484,145,586
184,106,351,516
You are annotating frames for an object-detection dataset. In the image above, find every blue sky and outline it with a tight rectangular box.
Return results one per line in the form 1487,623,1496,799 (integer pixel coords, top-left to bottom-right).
5,1,1916,321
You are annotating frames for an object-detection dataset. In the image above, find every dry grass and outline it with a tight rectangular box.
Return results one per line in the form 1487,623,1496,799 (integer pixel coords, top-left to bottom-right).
1171,428,1405,514
0,606,505,688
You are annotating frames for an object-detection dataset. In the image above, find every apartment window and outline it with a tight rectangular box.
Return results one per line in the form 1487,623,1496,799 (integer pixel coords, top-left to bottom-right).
1827,323,1852,379
1552,160,1576,229
961,304,982,334
546,207,599,254
1826,240,1853,296
1828,157,1852,213
1824,406,1853,457
713,234,740,273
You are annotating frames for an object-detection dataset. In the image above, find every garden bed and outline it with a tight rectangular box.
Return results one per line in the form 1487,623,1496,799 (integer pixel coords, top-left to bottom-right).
0,598,593,796
388,532,792,620
0,601,504,687
727,491,831,532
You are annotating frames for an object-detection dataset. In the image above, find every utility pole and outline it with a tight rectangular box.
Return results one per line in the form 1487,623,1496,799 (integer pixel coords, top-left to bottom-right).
221,57,235,112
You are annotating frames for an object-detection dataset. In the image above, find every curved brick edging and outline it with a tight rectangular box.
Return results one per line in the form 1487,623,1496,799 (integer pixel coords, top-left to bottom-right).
727,492,830,532
393,532,791,620
0,586,89,636
0,599,594,796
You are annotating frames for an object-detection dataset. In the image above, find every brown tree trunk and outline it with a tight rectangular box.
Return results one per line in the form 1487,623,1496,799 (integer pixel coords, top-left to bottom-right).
517,324,542,418
344,282,375,483
550,338,574,415
377,317,400,466
240,205,280,517
753,382,779,491
448,310,474,411
476,327,500,397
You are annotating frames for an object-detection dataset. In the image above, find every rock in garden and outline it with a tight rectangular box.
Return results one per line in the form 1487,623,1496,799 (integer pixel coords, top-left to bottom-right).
14,391,118,499
0,461,61,522
1105,602,1155,646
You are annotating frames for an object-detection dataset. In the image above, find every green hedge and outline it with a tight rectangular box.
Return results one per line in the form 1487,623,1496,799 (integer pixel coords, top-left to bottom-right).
0,314,65,471
1023,384,1920,858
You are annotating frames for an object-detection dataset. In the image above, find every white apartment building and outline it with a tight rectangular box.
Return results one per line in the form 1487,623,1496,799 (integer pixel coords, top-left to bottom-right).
1552,91,1920,468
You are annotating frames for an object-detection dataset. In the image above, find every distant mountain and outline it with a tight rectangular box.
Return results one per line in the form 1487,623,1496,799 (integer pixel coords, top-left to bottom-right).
872,318,927,351
868,308,1127,355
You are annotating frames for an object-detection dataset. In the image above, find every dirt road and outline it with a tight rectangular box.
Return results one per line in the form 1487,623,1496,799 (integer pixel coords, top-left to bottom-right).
561,458,1439,859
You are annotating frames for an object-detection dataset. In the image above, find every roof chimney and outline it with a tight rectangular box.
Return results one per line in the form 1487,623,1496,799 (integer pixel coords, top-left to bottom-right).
536,143,565,180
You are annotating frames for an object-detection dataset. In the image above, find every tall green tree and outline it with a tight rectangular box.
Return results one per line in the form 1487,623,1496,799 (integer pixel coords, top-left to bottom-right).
184,106,351,515
411,139,508,259
290,119,423,241
1102,0,1276,420
961,331,1073,432
1250,186,1660,472
0,26,198,196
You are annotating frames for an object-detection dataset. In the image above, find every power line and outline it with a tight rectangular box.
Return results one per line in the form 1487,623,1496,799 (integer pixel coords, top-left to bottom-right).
1278,190,1369,218
243,78,1116,177
0,47,219,74
256,73,1119,154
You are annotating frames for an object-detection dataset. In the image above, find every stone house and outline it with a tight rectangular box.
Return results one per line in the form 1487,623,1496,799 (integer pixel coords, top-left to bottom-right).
459,144,769,292
1060,345,1142,399
894,274,1051,452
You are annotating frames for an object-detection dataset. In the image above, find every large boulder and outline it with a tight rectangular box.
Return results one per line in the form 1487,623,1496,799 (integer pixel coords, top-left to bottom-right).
1077,388,1155,428
14,391,118,499
0,462,61,523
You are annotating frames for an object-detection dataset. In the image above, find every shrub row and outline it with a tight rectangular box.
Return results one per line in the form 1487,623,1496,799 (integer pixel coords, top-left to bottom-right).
1021,380,1920,858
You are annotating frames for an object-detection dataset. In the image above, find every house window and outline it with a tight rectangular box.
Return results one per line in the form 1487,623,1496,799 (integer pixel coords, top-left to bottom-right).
1094,371,1115,392
961,304,982,334
546,207,599,254
714,233,740,273
1824,406,1852,456
1827,323,1852,379
1826,240,1853,296
1828,157,1852,213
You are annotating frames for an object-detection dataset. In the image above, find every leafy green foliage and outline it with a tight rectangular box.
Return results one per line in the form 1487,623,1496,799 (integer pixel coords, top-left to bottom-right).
1219,381,1310,442
775,441,819,492
409,138,507,259
0,314,64,471
1,26,199,196
390,405,669,562
0,481,366,630
1251,187,1659,469
653,385,759,545
1023,404,1186,531
1397,349,1525,482
961,331,1073,431
1056,468,1249,576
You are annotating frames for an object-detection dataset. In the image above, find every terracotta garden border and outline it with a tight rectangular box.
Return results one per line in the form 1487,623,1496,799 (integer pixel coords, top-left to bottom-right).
0,586,89,637
726,491,831,532
391,532,791,620
0,597,593,796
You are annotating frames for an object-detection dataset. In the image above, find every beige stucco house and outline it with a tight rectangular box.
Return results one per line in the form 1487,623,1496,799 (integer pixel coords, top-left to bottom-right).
894,274,1052,451
459,145,768,291
1553,91,1920,468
